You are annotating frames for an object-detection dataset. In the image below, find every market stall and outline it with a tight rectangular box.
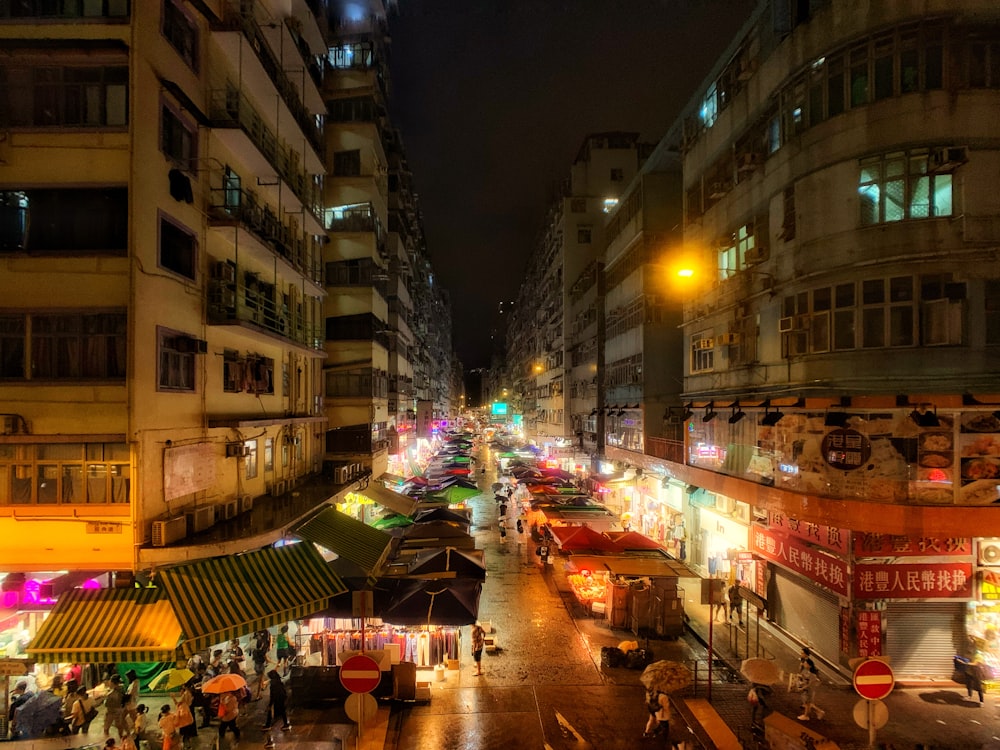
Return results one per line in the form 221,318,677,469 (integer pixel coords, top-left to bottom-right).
566,553,697,636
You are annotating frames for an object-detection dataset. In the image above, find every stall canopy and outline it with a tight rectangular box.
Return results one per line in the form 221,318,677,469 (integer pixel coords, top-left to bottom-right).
359,483,419,517
550,525,619,553
402,547,486,581
382,578,482,626
294,507,394,584
27,587,182,664
568,553,699,578
606,531,664,551
158,543,346,657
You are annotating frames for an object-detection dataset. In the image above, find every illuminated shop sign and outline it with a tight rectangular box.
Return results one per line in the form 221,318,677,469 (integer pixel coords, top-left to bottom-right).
751,526,849,597
854,562,973,599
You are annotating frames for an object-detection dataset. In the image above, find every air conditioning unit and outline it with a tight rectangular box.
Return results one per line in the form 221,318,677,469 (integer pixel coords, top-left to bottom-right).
718,332,741,346
216,289,236,308
226,443,249,458
695,338,715,350
334,466,350,483
152,516,188,547
212,261,236,282
186,506,216,534
239,494,254,513
929,146,968,174
222,500,239,520
745,246,768,264
979,539,1000,566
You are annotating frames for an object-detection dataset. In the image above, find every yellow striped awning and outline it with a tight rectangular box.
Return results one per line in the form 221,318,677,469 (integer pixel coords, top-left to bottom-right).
157,542,347,657
27,587,182,664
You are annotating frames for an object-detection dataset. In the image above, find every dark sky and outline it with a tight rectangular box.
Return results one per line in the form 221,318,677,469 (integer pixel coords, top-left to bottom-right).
388,0,757,369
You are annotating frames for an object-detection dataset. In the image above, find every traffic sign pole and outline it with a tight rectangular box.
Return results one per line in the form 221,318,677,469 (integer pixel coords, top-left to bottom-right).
852,659,894,749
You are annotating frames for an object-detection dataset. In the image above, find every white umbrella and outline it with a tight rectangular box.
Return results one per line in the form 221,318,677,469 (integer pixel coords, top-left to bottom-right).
740,658,783,686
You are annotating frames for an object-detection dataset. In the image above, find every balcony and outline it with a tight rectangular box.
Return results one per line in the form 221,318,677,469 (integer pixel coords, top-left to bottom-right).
207,185,322,288
212,0,323,155
208,85,322,224
0,0,129,19
208,272,323,352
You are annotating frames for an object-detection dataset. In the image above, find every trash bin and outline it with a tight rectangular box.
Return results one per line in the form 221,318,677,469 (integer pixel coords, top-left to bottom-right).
434,664,446,682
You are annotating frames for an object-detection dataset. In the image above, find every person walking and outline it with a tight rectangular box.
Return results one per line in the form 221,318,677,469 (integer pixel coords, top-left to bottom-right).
260,670,290,731
172,684,198,748
102,675,129,739
216,691,240,746
123,670,140,723
69,686,96,735
157,704,179,750
748,683,772,726
275,625,292,676
131,704,149,743
728,580,743,626
642,690,670,739
796,663,824,720
471,623,485,676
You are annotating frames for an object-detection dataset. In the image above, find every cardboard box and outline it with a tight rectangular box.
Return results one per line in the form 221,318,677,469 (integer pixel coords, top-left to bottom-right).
447,658,460,670
415,681,432,701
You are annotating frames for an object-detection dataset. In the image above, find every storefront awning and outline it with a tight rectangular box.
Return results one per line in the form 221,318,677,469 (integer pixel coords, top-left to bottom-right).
27,587,182,664
359,483,419,517
294,507,393,582
157,543,346,657
568,554,700,579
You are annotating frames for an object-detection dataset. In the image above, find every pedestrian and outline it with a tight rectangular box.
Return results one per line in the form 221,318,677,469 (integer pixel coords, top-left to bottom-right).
8,679,34,735
471,623,485,676
499,518,507,543
216,691,240,745
499,500,508,518
225,639,244,667
123,670,140,723
102,674,129,739
276,625,293,675
728,580,743,626
748,683,772,725
966,660,985,704
260,670,290,731
796,664,824,720
643,689,670,738
711,577,728,622
131,704,149,742
69,686,97,735
157,704,179,750
173,684,197,747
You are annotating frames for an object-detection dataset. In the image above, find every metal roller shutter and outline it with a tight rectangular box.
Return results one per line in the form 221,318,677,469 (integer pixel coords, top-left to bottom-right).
770,567,841,660
885,601,965,679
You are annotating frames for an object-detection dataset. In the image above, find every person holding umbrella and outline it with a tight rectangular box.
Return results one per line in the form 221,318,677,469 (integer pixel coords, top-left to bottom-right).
643,689,670,739
639,661,691,741
216,691,240,745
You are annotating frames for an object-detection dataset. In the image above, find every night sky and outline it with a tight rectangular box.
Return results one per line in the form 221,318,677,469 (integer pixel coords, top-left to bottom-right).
389,0,757,369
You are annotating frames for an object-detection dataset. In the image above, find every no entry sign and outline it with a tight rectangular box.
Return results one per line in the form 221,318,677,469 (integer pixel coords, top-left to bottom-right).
340,654,381,694
853,658,895,701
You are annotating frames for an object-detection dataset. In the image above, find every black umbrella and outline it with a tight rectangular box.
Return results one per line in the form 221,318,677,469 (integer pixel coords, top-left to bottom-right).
382,579,482,626
13,690,63,738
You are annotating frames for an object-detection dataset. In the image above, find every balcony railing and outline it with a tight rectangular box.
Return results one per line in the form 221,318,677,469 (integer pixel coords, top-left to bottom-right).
208,273,323,351
207,186,322,285
0,0,129,18
213,0,323,154
645,436,686,464
208,85,322,222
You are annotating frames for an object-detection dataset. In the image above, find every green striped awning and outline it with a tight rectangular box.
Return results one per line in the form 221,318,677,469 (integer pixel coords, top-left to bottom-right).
158,543,347,657
294,507,393,581
27,587,182,664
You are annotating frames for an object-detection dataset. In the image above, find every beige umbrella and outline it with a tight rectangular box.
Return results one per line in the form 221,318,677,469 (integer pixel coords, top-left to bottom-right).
741,658,783,686
639,660,693,694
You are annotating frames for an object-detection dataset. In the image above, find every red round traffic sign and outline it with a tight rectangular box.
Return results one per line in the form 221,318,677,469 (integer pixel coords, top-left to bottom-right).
340,654,381,694
853,658,894,700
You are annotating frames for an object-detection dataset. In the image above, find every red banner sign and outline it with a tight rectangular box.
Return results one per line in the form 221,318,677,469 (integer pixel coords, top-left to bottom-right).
854,562,973,599
853,534,971,557
767,510,849,555
856,610,883,657
751,526,849,596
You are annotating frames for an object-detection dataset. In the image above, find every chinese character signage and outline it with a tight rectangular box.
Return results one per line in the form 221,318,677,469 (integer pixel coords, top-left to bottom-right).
821,428,871,470
854,562,973,599
856,611,883,657
853,533,971,557
768,510,849,555
750,525,849,597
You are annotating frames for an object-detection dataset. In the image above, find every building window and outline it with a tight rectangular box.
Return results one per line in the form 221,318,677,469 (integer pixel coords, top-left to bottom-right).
223,351,275,395
264,438,274,472
163,0,198,71
222,166,241,214
858,150,953,226
0,442,130,505
333,149,361,177
0,188,127,255
158,328,197,392
327,42,374,70
691,332,714,373
700,83,718,127
0,62,127,128
244,440,258,479
159,214,196,280
30,312,127,380
577,226,592,244
161,103,197,170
